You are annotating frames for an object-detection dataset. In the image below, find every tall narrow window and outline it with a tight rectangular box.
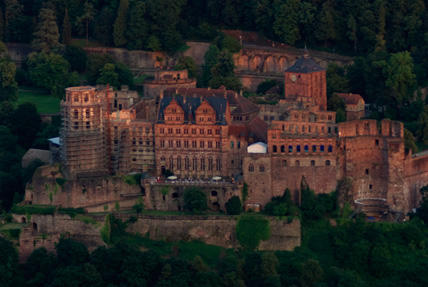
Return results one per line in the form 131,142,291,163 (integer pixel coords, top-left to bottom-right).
193,157,198,170
177,157,181,170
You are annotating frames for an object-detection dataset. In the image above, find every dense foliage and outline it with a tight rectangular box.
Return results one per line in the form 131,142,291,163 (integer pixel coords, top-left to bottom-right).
183,186,208,213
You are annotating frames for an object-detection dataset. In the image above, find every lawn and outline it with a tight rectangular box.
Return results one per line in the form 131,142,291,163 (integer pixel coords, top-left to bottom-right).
17,90,61,114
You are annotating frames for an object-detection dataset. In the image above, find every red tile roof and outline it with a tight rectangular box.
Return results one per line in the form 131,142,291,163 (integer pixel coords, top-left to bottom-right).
337,93,364,105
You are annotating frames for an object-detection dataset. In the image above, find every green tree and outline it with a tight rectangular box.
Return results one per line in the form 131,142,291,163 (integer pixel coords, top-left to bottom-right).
11,102,41,148
147,36,161,51
76,1,95,46
225,195,242,215
0,53,18,102
94,7,114,46
86,53,115,85
209,50,241,91
32,7,61,53
202,45,219,87
0,237,21,286
97,63,119,87
314,0,336,47
326,63,349,98
336,108,346,123
183,186,207,213
174,56,198,79
236,214,270,250
126,2,147,50
301,259,323,287
113,0,129,47
63,46,87,72
62,8,72,46
273,0,300,45
4,0,23,42
327,93,346,111
347,16,357,52
404,128,418,154
384,51,416,105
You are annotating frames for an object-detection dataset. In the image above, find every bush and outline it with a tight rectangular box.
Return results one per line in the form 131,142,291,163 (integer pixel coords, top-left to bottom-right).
236,214,270,250
11,205,56,215
183,187,207,213
55,178,67,187
225,196,242,215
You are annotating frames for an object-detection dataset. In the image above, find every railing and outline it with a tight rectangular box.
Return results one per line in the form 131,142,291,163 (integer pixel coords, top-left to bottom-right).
151,179,235,187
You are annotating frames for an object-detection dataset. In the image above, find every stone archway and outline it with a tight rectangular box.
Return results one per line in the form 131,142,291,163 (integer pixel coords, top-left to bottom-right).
250,55,262,71
264,56,276,73
21,217,26,223
240,55,250,70
277,57,289,73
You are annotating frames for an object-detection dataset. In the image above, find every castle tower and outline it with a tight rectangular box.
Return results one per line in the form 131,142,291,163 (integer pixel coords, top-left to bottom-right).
284,50,327,110
60,87,107,179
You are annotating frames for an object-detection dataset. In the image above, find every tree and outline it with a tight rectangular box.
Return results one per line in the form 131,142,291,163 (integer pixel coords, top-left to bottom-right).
225,196,242,215
63,46,87,72
273,0,301,45
384,51,416,105
314,0,336,47
183,186,207,213
174,56,198,79
56,238,90,267
0,52,18,102
301,259,323,287
327,93,346,111
202,45,219,86
62,8,72,46
326,63,349,98
86,53,115,85
0,237,21,286
236,214,270,250
404,128,418,154
146,36,161,51
11,102,41,148
113,0,129,47
97,63,119,88
4,0,23,42
32,7,61,53
126,1,147,50
94,7,114,46
209,50,241,91
76,1,95,46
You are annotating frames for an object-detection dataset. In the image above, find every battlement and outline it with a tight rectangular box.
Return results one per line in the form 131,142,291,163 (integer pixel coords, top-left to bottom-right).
338,119,403,138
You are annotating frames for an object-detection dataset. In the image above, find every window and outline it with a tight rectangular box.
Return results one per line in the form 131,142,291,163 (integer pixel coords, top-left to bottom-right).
74,110,78,119
86,110,90,118
168,128,173,134
369,184,372,190
84,94,89,102
249,164,254,172
184,140,189,148
216,141,221,148
296,160,300,167
146,139,150,146
169,156,174,170
86,122,90,129
176,117,180,121
74,96,78,102
185,157,189,170
320,145,324,152
167,117,172,121
208,129,212,135
366,169,369,175
375,139,379,145
311,160,315,166
193,157,198,170
216,158,221,171
176,128,181,134
328,145,333,152
139,138,143,145
161,156,165,161
184,128,188,134
201,158,205,170
132,138,136,145
192,141,197,148
200,141,205,148
208,141,212,148
199,117,204,122
281,145,285,152
208,158,213,171
273,145,277,152
192,129,196,134
160,128,164,134
326,160,331,166
289,145,293,153
259,164,265,172
176,141,181,148
177,157,181,170
208,117,212,122
304,145,309,152
237,141,241,149
312,145,317,152
160,140,165,147
200,129,204,135
146,127,150,133
215,129,220,135
297,145,301,152
231,141,234,149
168,140,173,147
282,160,287,166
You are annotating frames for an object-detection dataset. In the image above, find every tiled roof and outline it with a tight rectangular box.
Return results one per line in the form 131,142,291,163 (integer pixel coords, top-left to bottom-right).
228,117,268,143
163,87,259,115
157,95,228,125
286,57,325,73
337,93,364,105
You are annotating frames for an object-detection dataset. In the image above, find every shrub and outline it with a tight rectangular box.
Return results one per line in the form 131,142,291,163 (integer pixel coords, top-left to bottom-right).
55,178,67,187
225,196,242,215
183,187,207,213
236,214,270,250
11,205,56,215
132,197,144,214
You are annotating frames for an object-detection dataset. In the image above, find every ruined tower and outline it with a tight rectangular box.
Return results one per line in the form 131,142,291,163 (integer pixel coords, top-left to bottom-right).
60,86,108,179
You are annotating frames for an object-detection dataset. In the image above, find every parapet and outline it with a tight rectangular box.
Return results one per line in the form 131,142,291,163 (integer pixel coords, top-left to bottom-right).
338,119,403,139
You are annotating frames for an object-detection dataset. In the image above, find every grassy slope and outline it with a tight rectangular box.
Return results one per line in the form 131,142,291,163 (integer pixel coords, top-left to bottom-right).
17,90,60,114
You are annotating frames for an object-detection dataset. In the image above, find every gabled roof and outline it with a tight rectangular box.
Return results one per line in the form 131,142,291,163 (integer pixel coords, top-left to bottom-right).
286,57,325,73
157,95,228,125
228,117,268,143
337,93,364,105
163,87,259,115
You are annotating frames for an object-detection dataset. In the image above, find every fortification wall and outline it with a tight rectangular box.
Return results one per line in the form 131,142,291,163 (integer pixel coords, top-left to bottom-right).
27,166,141,208
403,155,428,209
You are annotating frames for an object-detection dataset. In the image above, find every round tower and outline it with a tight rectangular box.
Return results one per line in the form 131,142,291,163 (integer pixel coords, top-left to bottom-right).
60,86,107,179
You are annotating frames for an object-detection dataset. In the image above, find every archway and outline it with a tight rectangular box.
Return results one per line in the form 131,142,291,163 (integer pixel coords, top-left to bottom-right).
264,56,276,72
211,202,220,212
21,217,26,223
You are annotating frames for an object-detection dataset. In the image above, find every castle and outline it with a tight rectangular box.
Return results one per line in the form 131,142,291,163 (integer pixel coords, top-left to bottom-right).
26,52,428,218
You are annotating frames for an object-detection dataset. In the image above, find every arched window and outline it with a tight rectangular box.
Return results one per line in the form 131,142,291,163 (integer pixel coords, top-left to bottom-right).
231,141,234,149
304,145,309,152
297,145,301,152
311,160,315,166
281,145,285,152
273,145,277,153
296,160,300,167
320,145,325,152
169,156,174,170
201,158,205,170
216,158,221,171
259,164,265,172
326,160,331,166
282,160,287,166
161,156,165,161
312,145,317,152
177,157,181,170
132,138,136,145
289,145,293,153
249,164,254,172
185,157,189,170
328,145,333,152
139,138,143,145
193,157,198,170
